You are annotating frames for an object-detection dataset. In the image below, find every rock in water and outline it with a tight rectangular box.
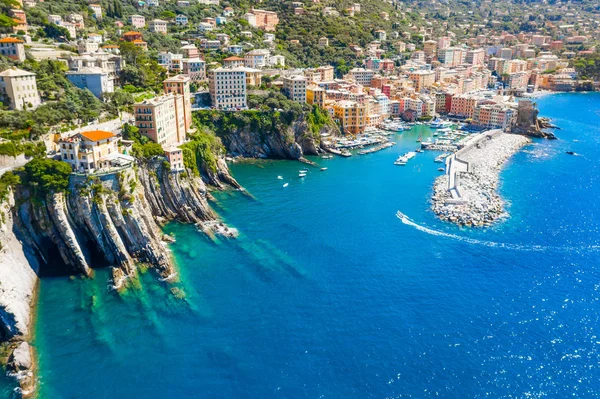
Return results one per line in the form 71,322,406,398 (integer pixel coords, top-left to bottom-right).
8,342,32,371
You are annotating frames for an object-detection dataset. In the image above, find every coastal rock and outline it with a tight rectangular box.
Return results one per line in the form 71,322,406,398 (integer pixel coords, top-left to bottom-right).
7,341,35,397
513,100,557,139
8,342,32,371
0,192,38,341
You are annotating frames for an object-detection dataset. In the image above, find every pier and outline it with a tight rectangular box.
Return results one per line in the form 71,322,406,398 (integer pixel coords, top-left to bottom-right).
358,141,395,155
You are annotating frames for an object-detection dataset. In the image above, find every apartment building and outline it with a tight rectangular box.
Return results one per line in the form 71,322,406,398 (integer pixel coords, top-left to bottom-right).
208,67,247,109
0,67,41,111
134,94,185,147
246,8,279,31
307,85,325,108
317,65,335,81
181,58,206,81
244,49,271,68
408,70,435,92
163,75,192,134
449,93,484,118
345,68,375,86
465,48,485,66
472,104,515,130
90,4,102,19
282,75,307,103
333,100,366,134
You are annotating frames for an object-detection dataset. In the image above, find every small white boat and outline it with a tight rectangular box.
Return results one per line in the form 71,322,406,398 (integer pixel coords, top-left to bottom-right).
299,173,306,178
283,183,289,187
277,175,283,180
320,167,327,171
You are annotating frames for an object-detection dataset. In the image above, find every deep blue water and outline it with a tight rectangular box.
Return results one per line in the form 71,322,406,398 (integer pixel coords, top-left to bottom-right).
3,93,600,398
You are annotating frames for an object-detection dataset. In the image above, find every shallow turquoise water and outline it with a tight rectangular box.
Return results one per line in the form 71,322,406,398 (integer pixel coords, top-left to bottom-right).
3,93,600,398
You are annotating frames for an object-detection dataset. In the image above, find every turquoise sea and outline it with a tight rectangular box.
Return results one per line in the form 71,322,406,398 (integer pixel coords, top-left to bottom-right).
2,92,600,398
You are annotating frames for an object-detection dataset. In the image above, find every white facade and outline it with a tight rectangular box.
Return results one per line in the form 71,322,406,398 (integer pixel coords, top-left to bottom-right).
0,68,41,111
209,67,247,109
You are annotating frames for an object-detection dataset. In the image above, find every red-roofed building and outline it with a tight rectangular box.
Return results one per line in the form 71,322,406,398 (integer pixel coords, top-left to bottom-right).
223,56,245,68
0,37,26,62
59,130,133,173
122,31,143,42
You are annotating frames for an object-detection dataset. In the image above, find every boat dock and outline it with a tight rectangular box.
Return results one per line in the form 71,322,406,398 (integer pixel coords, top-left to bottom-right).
327,148,352,157
358,141,395,155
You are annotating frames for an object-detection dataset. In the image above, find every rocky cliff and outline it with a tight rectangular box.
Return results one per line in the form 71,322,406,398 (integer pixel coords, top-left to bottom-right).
193,93,341,160
0,157,239,397
221,113,340,159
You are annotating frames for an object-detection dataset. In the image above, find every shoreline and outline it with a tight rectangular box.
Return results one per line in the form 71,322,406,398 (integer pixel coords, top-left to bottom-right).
431,132,531,227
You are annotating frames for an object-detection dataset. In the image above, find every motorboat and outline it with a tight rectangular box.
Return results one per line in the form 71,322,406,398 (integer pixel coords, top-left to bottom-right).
283,183,289,187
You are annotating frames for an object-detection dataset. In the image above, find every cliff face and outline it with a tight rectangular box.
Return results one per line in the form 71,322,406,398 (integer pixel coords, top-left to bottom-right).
0,157,239,396
215,115,340,160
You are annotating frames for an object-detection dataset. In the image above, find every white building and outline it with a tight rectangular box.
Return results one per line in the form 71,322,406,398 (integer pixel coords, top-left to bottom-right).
282,75,307,103
149,19,168,34
0,68,41,111
244,49,270,68
208,67,247,109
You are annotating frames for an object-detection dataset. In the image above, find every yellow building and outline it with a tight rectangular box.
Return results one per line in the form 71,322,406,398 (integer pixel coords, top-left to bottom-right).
307,85,325,107
333,100,366,134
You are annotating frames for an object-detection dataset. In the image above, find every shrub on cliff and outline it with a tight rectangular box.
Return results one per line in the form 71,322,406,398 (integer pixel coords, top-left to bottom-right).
0,172,20,202
22,158,71,198
180,130,224,176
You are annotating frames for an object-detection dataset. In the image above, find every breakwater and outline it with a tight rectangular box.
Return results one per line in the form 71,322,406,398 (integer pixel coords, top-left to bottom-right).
432,131,531,226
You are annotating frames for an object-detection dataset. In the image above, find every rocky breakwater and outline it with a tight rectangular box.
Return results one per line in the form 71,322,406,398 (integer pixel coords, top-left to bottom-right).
432,133,531,227
0,154,240,396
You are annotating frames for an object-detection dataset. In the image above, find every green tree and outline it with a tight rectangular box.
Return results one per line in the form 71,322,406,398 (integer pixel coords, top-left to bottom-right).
22,158,71,198
43,23,71,40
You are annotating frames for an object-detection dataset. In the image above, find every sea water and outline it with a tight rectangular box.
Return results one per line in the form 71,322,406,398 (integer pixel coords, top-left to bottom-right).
3,92,600,398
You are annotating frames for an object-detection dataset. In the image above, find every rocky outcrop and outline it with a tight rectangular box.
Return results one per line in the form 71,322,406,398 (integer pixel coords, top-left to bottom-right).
218,114,340,160
512,99,557,139
7,341,35,397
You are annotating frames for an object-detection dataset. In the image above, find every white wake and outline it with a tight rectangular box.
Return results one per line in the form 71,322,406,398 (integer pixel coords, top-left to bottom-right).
396,211,600,253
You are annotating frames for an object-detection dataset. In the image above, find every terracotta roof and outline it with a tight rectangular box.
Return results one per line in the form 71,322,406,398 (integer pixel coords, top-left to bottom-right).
80,130,115,141
0,37,24,43
123,31,142,36
102,45,119,48
224,56,244,61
